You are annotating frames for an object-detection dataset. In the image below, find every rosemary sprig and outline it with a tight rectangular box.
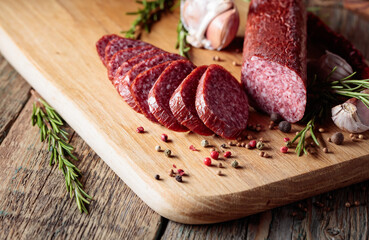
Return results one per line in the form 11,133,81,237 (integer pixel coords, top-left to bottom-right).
122,0,176,39
289,118,320,156
175,20,191,58
30,90,92,213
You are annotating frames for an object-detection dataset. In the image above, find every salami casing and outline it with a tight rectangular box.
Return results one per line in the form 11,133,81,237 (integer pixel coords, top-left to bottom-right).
131,62,172,123
104,38,152,66
148,60,196,132
170,66,213,136
118,53,183,113
96,34,121,66
196,65,249,139
107,46,154,81
241,0,307,123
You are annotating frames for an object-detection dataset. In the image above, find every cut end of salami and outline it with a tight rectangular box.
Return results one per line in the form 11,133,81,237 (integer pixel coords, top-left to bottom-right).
242,57,306,123
96,34,121,66
196,65,249,139
170,66,213,136
148,60,196,132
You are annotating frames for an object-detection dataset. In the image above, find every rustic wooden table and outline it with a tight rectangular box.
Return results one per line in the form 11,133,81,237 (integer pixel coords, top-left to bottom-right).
1,2,369,239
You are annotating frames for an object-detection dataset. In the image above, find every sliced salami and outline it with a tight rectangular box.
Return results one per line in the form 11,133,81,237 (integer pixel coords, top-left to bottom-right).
104,38,153,66
148,60,196,132
170,66,213,136
96,34,121,66
196,65,249,139
107,46,154,81
118,53,184,113
241,0,307,123
131,62,173,123
112,48,165,87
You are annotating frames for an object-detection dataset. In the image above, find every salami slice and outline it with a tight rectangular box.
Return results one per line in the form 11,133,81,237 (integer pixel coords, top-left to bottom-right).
241,0,307,123
118,53,183,113
170,66,213,136
107,46,154,81
112,48,165,87
96,34,121,66
148,60,196,132
131,62,173,123
196,65,249,139
104,38,152,66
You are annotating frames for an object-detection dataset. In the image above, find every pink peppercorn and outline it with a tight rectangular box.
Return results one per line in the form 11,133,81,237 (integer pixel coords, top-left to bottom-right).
283,137,290,142
210,151,219,160
249,140,256,148
136,126,144,133
224,151,232,158
203,157,212,166
280,146,288,153
177,169,184,175
161,134,168,142
172,164,177,168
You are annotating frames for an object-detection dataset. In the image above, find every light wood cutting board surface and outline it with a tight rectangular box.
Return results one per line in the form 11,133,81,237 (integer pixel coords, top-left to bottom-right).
0,0,369,224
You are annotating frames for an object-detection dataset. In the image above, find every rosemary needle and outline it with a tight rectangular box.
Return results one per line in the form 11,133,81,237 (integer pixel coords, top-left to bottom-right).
31,90,92,213
176,20,191,58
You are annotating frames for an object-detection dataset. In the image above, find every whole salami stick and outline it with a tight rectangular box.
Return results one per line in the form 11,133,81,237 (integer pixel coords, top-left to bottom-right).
241,0,307,123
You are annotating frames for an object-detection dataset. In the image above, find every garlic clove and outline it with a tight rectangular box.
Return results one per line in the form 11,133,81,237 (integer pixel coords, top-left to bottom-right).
205,8,239,50
332,101,369,133
357,89,369,126
317,51,353,81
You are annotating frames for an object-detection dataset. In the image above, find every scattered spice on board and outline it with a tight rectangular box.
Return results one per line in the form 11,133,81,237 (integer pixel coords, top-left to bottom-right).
217,170,222,176
345,202,351,208
169,169,174,177
203,157,212,166
155,174,160,180
280,146,288,153
201,139,209,147
279,121,291,133
164,149,172,157
177,169,184,176
172,164,177,169
155,145,161,152
249,140,256,148
256,141,264,150
224,151,232,158
175,175,183,182
189,145,199,151
359,134,364,139
228,141,235,146
323,147,329,153
161,133,168,142
331,132,344,145
283,137,290,142
259,151,265,157
136,126,145,133
218,162,223,168
213,55,220,61
220,143,227,149
210,151,219,160
231,160,239,168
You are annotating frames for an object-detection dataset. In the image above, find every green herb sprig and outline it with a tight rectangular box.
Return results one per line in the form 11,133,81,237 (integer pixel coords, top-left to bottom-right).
175,20,191,58
122,0,176,39
290,68,369,156
30,90,92,213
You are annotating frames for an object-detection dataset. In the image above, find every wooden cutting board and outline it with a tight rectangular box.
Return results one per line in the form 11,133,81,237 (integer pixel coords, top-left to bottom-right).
1,0,369,224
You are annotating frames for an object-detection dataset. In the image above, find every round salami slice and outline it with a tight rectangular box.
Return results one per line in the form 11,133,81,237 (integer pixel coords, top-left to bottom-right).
131,62,173,123
241,0,307,123
169,66,213,136
112,48,166,88
196,64,249,139
96,34,121,66
104,38,153,66
107,45,154,81
148,60,196,132
118,53,184,113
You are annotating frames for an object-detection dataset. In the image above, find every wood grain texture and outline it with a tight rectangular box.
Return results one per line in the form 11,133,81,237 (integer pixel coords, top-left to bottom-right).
0,0,369,224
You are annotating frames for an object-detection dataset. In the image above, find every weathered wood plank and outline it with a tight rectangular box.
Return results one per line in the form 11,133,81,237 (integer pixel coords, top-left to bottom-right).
0,96,162,239
0,54,31,144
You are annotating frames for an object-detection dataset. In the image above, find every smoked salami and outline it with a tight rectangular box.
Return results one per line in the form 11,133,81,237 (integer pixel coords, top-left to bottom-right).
107,46,154,81
148,60,196,132
241,0,307,123
118,53,183,113
170,66,213,136
196,65,249,139
96,34,121,66
131,62,173,123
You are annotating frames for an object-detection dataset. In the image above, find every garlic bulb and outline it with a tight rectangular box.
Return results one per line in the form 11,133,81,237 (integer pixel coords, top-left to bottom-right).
181,0,239,50
331,97,369,133
317,51,353,81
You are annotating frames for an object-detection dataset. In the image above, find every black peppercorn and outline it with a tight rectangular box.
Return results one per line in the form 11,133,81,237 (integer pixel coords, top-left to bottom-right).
278,121,291,133
175,175,182,182
155,174,160,180
270,113,283,123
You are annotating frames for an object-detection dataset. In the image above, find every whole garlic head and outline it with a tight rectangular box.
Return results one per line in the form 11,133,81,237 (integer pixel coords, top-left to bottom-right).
318,51,353,81
181,0,239,50
332,99,369,133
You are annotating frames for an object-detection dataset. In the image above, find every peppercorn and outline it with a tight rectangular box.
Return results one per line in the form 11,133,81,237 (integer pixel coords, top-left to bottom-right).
161,134,168,142
270,113,283,123
345,202,351,208
327,137,331,142
217,170,222,176
259,137,264,142
358,134,364,139
136,126,144,133
263,153,270,158
331,132,344,145
213,55,220,61
280,146,288,153
241,142,246,147
236,143,241,147
218,162,223,168
318,128,325,133
256,141,264,150
224,151,231,158
246,143,251,149
155,174,160,180
323,147,328,153
203,157,212,166
155,145,161,152
175,175,183,182
279,121,291,133
231,160,239,168
201,139,209,147
169,169,174,177
249,140,256,148
220,143,227,149
232,61,240,66
164,149,171,157
259,152,265,157
210,151,219,160
283,137,290,142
